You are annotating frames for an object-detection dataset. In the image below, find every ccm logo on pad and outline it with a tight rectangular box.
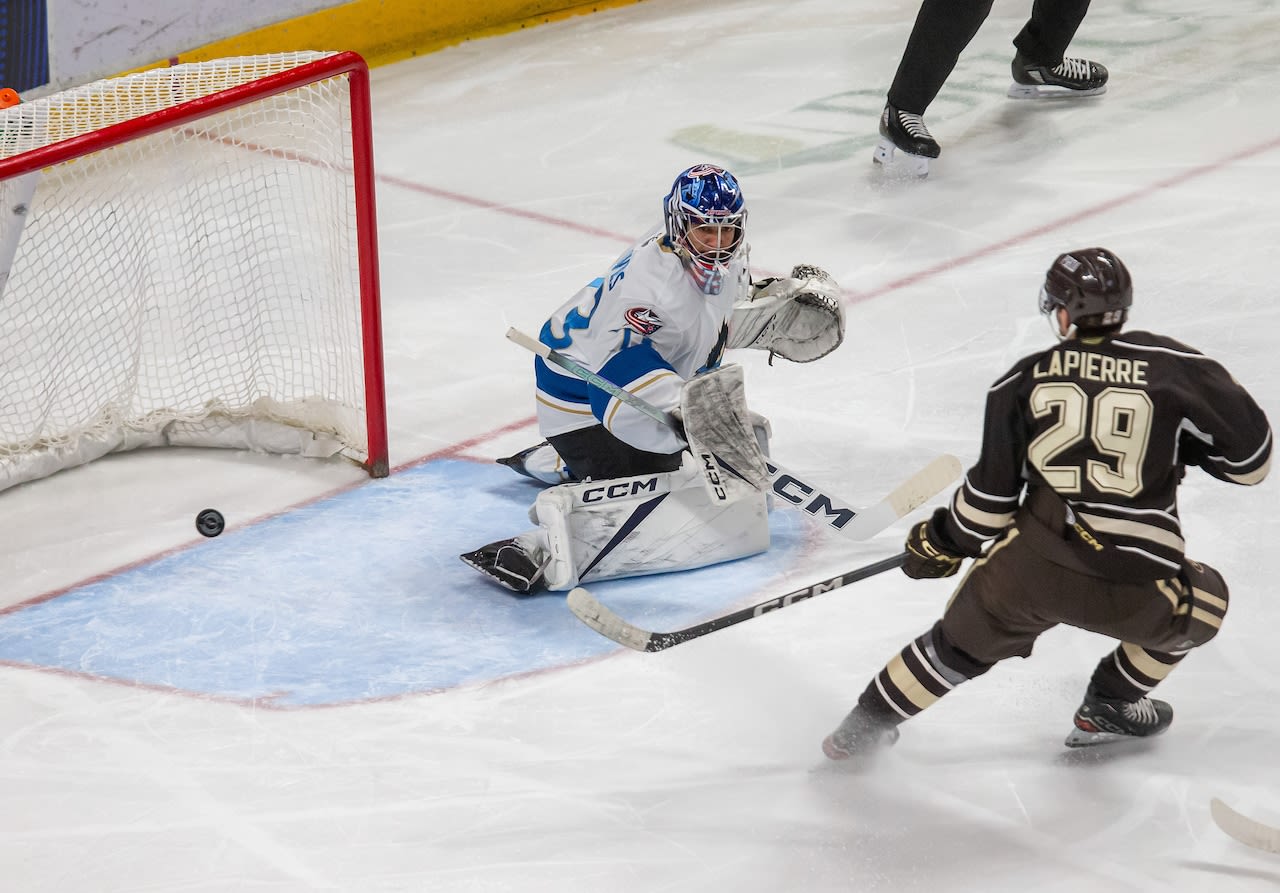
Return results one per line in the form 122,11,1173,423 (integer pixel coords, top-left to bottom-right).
581,478,661,502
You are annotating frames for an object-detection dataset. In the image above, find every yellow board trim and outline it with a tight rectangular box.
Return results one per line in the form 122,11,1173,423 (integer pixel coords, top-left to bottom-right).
128,0,649,74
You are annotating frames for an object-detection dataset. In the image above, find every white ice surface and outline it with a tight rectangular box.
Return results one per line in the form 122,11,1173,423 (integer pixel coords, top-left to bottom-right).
3,0,1280,889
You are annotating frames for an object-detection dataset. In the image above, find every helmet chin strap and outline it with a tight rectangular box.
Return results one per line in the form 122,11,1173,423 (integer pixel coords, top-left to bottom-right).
1044,306,1073,341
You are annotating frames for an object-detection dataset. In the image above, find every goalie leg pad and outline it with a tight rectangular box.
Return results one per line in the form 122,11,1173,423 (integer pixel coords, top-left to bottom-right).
532,453,769,591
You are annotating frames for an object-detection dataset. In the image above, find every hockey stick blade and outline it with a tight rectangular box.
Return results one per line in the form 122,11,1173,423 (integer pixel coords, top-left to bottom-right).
568,552,906,652
1210,798,1280,855
505,328,959,541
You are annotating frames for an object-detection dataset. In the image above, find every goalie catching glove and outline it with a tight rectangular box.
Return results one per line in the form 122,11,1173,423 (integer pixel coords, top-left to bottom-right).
903,509,965,579
727,264,845,363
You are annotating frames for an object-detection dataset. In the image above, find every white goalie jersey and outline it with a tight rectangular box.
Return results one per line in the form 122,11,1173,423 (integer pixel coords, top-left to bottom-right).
534,230,750,454
534,231,844,456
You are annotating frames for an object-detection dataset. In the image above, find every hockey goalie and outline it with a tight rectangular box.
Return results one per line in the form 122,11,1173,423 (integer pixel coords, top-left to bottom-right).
460,163,845,594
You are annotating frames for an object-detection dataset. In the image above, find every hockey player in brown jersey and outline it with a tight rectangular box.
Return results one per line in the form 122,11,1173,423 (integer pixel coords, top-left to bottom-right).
824,247,1273,759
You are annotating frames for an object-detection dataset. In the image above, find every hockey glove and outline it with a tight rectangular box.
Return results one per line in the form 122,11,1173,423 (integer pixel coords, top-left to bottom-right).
903,517,963,579
727,265,844,362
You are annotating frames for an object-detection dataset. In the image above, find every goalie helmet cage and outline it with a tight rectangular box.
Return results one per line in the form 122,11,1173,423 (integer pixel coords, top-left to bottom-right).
0,50,388,494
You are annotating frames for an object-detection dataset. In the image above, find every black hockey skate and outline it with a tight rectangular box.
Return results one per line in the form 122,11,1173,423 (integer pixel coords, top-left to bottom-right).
872,102,939,178
1063,687,1173,748
822,705,901,762
1008,51,1108,99
460,538,548,594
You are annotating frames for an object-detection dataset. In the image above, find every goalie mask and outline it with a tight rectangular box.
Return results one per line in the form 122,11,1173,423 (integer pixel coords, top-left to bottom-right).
1039,247,1132,336
664,164,747,294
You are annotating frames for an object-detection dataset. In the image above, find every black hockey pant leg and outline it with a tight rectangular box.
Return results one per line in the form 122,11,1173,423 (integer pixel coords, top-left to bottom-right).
1088,560,1229,702
547,425,683,482
887,0,996,114
1013,0,1093,66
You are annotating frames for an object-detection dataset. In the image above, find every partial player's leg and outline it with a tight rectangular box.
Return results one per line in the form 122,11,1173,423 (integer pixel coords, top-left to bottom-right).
549,425,683,481
823,618,996,763
877,0,996,175
497,425,683,486
1008,0,1107,99
824,530,1055,762
1064,560,1229,746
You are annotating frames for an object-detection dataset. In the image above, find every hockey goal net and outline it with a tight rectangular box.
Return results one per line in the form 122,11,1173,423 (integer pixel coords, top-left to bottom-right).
0,50,388,493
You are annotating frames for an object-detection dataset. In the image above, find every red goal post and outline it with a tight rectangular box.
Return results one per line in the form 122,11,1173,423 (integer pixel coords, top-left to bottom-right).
0,51,388,493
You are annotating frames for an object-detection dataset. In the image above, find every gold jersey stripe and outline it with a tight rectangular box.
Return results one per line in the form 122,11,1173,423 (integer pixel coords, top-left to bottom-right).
954,489,1016,530
536,394,593,415
1078,512,1186,552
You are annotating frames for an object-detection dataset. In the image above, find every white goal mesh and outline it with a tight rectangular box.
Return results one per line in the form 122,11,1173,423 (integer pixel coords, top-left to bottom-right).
0,50,387,493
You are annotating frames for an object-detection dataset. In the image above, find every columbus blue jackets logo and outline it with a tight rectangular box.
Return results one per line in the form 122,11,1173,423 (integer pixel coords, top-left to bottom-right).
624,307,663,336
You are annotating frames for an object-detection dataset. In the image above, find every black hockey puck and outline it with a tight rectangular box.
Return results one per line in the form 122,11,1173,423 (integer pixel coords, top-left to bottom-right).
196,508,225,538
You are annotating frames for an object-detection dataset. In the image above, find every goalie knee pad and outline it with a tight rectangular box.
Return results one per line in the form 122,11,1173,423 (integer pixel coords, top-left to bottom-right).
531,453,769,591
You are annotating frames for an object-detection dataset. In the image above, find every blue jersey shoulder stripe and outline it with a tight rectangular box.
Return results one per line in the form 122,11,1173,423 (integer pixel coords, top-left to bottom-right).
535,357,590,404
589,342,675,418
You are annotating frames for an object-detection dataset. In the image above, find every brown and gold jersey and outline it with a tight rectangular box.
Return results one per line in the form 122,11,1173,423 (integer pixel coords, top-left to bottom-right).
939,330,1272,580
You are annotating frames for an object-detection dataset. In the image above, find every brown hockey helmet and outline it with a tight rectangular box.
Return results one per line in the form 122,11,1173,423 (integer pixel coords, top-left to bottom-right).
1039,247,1132,331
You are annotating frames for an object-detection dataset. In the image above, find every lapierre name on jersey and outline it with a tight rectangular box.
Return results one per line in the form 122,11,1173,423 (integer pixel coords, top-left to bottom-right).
1032,348,1148,386
941,330,1271,581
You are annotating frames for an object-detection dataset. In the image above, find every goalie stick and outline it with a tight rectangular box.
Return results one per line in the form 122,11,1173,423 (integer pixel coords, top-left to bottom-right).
568,551,907,652
505,327,960,541
1210,798,1280,855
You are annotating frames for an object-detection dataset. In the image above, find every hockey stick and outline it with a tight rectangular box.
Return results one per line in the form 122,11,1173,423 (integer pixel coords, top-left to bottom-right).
1210,798,1280,855
506,327,960,541
568,551,907,652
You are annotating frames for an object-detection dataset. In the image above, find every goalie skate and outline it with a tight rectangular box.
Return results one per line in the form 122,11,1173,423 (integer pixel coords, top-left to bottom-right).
460,538,549,594
497,441,574,485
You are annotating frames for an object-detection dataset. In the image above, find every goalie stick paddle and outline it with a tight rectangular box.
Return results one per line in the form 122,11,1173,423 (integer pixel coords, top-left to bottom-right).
505,327,961,541
568,552,906,652
1210,798,1280,855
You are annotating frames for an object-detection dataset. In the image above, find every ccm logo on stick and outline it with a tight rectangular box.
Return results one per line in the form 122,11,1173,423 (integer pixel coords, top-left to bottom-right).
752,579,844,616
768,463,858,529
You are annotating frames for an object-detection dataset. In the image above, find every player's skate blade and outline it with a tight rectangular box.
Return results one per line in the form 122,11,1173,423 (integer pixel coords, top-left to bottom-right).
1007,82,1107,100
872,140,930,178
873,102,937,178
